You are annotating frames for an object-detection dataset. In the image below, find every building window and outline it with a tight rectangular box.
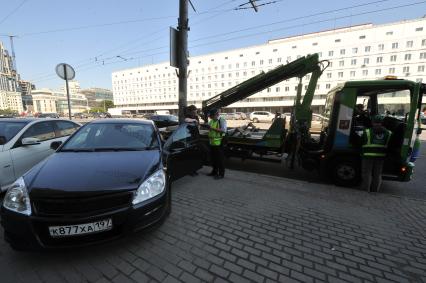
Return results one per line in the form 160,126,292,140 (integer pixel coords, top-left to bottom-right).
268,59,272,64
378,44,384,51
312,42,318,46
418,65,425,72
365,46,371,52
375,69,381,75
364,58,370,65
420,52,426,59
416,27,424,32
386,31,393,35
392,42,398,49
277,58,282,63
251,61,255,66
340,49,345,55
422,39,426,46
403,66,410,73
350,71,356,77
273,49,277,52
338,72,343,78
390,55,397,62
267,88,271,92
276,87,280,92
327,73,332,79
389,67,395,74
362,70,368,76
339,60,344,67
406,41,414,48
260,60,264,65
326,84,331,89
292,46,297,49
352,47,358,54
285,86,289,91
328,51,334,57
405,54,412,61
416,78,423,83
359,35,366,39
376,57,383,63
351,59,357,65
335,39,341,42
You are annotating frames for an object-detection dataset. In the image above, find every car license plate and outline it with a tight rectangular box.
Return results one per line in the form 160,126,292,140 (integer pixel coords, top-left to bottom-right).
49,219,112,237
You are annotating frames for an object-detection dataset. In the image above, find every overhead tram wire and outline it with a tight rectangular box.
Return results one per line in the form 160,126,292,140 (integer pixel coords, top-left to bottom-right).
191,0,396,43
0,0,29,25
188,0,426,50
28,0,413,84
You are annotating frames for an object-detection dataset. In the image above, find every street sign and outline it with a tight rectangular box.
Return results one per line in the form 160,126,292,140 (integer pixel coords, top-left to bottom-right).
55,63,75,80
55,63,75,120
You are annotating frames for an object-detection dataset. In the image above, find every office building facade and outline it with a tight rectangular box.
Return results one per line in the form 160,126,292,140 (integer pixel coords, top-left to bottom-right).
112,18,426,114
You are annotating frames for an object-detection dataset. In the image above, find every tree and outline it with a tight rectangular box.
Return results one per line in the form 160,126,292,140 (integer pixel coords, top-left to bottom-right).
0,108,17,116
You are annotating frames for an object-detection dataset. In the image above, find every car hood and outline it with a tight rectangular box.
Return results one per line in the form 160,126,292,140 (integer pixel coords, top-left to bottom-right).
25,150,161,197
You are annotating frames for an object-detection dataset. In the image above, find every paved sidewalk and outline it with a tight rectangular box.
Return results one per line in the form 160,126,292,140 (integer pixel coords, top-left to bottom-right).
1,168,425,283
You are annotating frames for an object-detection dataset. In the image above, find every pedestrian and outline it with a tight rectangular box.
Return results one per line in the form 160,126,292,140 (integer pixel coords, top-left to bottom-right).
207,108,227,179
184,105,199,125
360,115,392,192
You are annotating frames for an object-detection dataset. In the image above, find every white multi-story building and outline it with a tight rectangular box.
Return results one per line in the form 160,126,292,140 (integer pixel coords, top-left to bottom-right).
32,89,58,113
0,91,24,113
112,17,426,114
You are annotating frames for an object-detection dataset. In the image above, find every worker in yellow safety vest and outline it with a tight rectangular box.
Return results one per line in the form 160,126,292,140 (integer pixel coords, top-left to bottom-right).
360,115,392,192
207,109,227,179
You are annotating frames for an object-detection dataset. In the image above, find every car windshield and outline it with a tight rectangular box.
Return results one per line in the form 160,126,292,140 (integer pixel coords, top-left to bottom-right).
0,121,29,143
61,122,159,151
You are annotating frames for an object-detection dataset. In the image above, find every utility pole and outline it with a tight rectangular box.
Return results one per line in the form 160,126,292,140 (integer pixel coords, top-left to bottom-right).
177,0,189,123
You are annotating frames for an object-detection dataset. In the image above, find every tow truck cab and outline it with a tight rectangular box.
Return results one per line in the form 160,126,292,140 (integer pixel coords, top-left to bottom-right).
318,79,424,186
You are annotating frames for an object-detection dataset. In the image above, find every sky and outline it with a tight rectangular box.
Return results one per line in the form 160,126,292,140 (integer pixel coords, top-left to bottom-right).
0,0,425,90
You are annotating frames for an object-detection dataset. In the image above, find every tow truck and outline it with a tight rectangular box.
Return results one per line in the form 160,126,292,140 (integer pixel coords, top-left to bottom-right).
200,53,424,186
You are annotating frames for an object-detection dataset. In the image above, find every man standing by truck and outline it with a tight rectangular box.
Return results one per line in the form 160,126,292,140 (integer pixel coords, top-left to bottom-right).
207,109,227,179
360,115,392,192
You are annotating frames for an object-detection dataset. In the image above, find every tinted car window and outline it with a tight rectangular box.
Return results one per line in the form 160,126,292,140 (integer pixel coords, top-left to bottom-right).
55,121,80,137
62,123,158,150
0,121,29,143
164,125,192,149
22,122,55,141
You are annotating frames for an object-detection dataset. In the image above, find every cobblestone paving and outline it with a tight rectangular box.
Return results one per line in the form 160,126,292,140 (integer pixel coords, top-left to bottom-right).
1,168,425,283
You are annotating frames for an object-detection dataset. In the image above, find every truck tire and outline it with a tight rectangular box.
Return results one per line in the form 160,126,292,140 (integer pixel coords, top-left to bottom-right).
253,118,259,123
331,157,360,187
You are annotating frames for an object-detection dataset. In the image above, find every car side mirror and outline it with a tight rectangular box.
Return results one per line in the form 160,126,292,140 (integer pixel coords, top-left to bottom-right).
50,141,62,150
21,137,40,146
0,135,6,145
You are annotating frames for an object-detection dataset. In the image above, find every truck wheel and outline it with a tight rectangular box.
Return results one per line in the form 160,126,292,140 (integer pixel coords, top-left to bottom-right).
331,157,360,187
253,118,259,123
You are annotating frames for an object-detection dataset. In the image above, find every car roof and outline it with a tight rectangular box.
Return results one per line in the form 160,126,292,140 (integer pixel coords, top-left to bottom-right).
0,118,35,122
89,119,153,125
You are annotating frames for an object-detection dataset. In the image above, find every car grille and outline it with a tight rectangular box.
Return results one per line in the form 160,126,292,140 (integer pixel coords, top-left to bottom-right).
32,191,133,217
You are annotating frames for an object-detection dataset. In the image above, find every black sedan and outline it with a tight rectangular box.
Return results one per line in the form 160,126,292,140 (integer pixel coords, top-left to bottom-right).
1,119,203,250
149,115,179,128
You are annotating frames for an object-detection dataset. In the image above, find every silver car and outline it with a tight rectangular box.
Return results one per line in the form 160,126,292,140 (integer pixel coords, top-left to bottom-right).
0,118,80,191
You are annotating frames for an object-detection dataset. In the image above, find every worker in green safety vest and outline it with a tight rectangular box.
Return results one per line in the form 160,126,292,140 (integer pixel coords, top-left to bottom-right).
206,108,227,179
360,115,392,192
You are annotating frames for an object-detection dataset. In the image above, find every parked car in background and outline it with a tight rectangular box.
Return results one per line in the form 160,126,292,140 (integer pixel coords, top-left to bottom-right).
234,112,247,120
149,115,179,128
1,120,203,250
0,119,80,192
73,113,89,119
249,111,275,123
220,113,240,120
38,113,60,119
92,112,111,119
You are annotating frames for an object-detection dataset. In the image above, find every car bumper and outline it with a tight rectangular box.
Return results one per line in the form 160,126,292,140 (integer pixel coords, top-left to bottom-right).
1,190,169,250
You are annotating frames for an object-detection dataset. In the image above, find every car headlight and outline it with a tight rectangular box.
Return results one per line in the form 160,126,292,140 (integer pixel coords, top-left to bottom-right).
2,177,32,216
132,169,166,205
